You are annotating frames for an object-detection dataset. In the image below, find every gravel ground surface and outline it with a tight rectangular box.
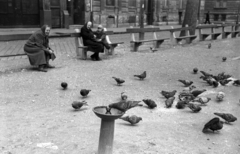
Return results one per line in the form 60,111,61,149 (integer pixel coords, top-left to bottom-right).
0,38,240,154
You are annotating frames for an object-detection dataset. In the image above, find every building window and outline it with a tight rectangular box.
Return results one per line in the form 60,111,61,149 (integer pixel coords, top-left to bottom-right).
215,0,227,8
106,0,115,6
129,0,136,7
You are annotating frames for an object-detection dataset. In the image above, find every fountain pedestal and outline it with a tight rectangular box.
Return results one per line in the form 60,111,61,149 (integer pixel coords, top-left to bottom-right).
93,106,124,154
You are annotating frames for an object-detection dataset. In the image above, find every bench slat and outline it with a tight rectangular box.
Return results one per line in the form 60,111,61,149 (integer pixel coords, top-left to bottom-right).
126,28,160,33
131,38,169,43
175,35,197,39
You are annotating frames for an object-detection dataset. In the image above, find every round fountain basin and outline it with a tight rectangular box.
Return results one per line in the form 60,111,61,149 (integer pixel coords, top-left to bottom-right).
93,106,125,121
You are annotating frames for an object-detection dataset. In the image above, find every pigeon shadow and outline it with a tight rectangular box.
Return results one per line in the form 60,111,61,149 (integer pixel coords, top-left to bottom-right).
202,130,221,135
118,122,139,127
69,108,88,112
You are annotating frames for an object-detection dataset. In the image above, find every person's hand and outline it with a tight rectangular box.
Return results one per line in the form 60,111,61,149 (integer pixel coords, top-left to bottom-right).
94,35,96,38
49,49,54,54
96,39,102,42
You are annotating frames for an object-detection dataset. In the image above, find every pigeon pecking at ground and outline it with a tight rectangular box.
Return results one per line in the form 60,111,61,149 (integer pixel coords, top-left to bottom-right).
187,103,202,113
165,97,175,108
108,100,142,113
119,115,142,125
72,101,88,110
142,99,157,109
202,117,224,133
112,77,125,85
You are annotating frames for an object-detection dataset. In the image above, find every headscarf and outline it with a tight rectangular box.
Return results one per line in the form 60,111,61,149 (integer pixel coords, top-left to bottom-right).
40,25,50,48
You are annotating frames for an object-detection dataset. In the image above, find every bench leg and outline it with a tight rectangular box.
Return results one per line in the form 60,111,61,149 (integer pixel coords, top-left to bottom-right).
154,40,164,48
76,47,81,57
105,46,115,55
131,42,141,52
222,32,226,39
81,49,87,60
171,38,178,45
231,32,236,38
202,35,209,41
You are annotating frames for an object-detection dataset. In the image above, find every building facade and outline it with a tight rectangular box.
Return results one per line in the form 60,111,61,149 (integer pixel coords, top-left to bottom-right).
204,0,240,23
0,0,239,28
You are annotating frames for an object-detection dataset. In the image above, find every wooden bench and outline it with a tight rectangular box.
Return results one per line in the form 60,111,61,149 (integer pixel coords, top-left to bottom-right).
197,24,221,41
126,27,169,52
72,28,124,60
220,23,232,39
170,24,197,45
230,24,240,38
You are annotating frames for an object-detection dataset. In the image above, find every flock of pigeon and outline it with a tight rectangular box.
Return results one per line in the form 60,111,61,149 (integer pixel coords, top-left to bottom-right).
60,66,239,133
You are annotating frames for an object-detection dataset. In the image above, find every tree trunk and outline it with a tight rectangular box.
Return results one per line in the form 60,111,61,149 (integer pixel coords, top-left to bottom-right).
180,0,199,36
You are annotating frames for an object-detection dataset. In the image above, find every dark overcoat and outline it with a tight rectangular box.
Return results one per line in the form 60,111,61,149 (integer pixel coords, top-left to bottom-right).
80,22,104,53
24,25,56,66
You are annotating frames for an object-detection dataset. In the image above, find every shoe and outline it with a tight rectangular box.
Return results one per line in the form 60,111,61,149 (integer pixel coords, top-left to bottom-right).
95,57,102,61
90,55,97,61
45,64,55,68
38,65,47,72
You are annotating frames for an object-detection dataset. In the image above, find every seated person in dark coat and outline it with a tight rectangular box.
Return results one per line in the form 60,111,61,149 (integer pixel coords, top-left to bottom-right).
80,21,104,61
94,25,111,50
24,25,56,72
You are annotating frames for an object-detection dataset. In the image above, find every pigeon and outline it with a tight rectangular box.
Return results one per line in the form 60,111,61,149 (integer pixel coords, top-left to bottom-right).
165,97,175,108
191,89,207,97
193,68,198,74
187,103,202,112
182,85,196,92
134,71,146,80
200,71,212,78
80,89,91,97
175,100,189,109
150,47,158,52
161,90,177,99
214,113,237,123
61,82,68,90
72,101,88,110
233,79,240,86
119,115,142,125
112,77,125,85
219,79,231,86
193,97,211,106
178,91,195,101
208,43,211,49
108,100,142,112
142,99,157,109
212,80,219,88
202,117,224,133
200,75,209,81
104,106,112,114
216,92,225,101
121,92,128,100
178,79,193,87
222,57,227,62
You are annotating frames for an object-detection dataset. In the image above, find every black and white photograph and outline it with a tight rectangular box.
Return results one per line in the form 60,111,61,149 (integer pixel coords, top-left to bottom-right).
0,0,240,153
